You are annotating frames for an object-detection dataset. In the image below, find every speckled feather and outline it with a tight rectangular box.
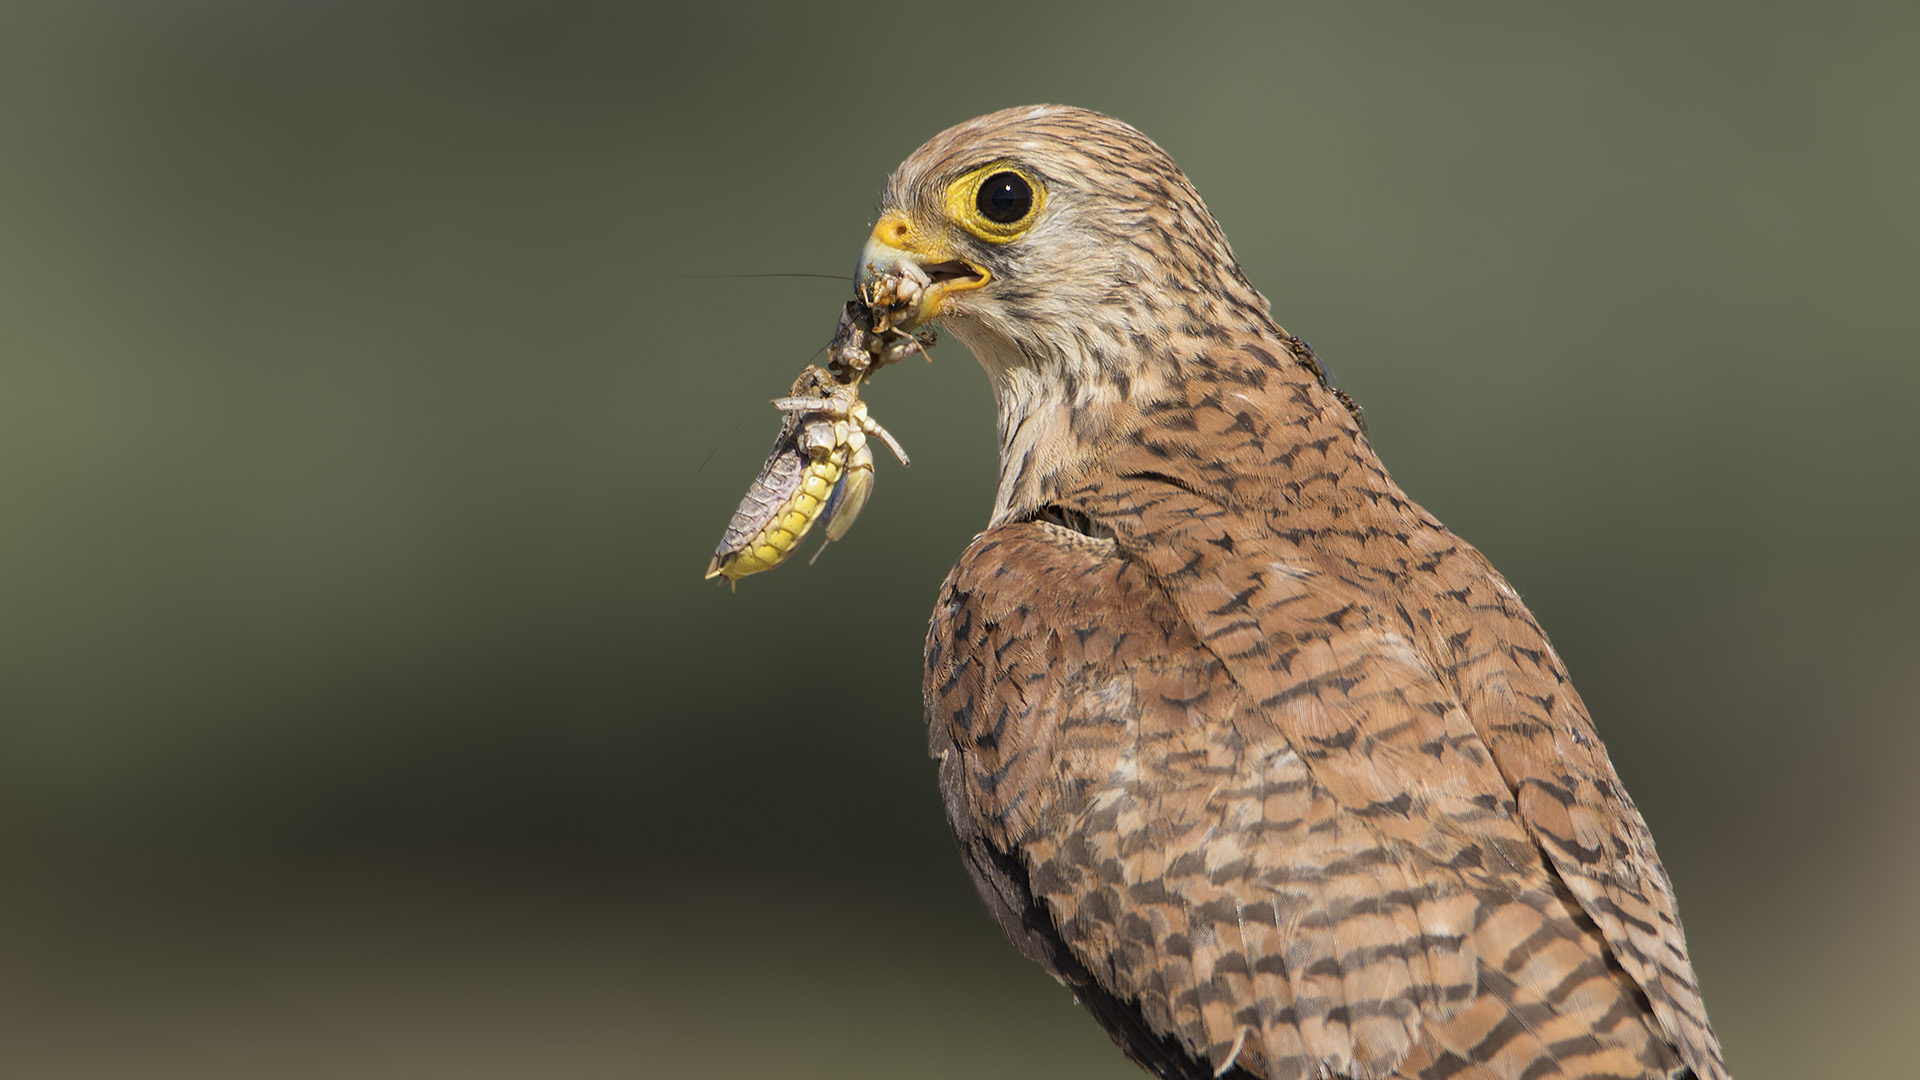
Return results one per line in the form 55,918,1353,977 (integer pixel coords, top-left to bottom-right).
897,107,1726,1080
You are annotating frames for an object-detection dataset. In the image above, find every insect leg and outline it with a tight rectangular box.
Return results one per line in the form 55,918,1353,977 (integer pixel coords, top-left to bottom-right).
858,414,910,467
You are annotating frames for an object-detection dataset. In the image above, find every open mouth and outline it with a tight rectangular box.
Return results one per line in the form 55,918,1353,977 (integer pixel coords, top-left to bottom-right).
922,260,985,288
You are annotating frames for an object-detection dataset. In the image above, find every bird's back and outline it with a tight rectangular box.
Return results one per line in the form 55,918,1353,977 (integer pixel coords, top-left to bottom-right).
925,328,1726,1080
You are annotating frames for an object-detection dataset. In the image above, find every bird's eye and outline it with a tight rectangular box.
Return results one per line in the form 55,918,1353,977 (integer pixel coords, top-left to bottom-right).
976,172,1032,224
948,163,1045,242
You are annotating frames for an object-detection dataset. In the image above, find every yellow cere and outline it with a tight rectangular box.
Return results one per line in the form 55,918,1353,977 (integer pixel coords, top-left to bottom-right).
944,161,1045,243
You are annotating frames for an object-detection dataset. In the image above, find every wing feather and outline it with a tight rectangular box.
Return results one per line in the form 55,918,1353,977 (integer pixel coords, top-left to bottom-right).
928,503,1705,1079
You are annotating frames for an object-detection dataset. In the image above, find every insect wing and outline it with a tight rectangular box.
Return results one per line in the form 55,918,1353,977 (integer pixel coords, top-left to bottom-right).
821,443,875,542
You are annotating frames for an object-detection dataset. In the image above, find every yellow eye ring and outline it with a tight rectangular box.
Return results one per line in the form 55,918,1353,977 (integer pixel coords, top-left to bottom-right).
946,163,1045,243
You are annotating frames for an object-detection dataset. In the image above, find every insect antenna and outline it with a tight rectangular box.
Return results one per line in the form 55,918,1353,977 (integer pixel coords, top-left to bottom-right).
680,272,851,281
695,342,834,473
695,418,746,475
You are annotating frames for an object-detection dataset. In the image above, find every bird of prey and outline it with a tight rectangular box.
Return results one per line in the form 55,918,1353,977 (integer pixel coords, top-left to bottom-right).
854,106,1727,1080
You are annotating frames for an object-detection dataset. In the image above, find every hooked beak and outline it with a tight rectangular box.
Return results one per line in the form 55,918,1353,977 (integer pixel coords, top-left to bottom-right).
855,210,987,332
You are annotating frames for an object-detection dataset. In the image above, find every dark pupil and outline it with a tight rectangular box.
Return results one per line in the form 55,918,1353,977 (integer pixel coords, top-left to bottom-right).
977,172,1032,224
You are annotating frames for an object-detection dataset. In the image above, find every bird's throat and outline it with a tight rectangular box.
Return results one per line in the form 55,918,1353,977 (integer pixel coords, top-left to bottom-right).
981,346,1164,528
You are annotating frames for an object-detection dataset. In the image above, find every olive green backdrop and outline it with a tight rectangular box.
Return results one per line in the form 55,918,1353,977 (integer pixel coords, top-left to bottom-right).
2,3,1913,1077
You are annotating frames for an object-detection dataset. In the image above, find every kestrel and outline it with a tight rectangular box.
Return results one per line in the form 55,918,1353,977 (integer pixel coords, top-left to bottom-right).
856,106,1727,1080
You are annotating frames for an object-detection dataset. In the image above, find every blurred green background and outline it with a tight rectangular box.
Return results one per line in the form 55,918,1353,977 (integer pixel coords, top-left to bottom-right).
1,2,1914,1077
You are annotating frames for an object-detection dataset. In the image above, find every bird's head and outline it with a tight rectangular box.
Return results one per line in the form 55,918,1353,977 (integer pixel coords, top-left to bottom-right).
859,105,1270,376
857,105,1278,521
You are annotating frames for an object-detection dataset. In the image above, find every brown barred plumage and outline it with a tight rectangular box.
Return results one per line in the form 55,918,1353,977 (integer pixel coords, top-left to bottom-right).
860,105,1726,1080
